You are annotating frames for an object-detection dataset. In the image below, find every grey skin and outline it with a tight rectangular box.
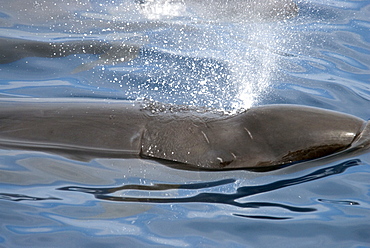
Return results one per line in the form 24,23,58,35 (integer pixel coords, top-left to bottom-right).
0,98,368,170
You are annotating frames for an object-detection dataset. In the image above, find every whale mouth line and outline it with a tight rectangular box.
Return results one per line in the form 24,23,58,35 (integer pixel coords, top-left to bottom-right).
352,121,370,145
279,144,349,165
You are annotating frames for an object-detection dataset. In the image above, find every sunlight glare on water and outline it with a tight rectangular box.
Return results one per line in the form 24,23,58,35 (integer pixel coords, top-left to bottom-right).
69,0,300,110
0,0,301,110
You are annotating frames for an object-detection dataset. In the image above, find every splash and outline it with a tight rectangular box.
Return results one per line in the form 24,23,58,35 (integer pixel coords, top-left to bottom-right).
82,0,298,110
137,0,187,20
229,22,290,109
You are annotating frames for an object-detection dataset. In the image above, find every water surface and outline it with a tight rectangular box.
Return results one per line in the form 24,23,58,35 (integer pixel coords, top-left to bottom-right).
0,0,370,247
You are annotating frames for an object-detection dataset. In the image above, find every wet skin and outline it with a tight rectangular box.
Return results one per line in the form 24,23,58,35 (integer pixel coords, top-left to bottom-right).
0,98,368,170
1,1,368,170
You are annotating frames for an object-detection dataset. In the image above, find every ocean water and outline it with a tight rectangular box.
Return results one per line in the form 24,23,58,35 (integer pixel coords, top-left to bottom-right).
0,0,370,247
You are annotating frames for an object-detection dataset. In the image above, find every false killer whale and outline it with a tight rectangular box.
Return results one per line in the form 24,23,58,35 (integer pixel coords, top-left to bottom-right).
0,98,368,170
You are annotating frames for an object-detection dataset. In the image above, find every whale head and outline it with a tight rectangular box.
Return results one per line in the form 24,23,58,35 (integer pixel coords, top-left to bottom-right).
141,105,366,170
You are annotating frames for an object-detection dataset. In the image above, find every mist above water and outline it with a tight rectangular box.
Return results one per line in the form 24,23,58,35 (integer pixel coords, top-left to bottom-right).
99,0,300,109
0,0,300,110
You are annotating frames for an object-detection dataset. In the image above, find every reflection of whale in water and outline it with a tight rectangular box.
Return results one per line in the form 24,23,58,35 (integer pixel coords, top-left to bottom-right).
0,38,140,73
0,0,300,71
0,98,369,170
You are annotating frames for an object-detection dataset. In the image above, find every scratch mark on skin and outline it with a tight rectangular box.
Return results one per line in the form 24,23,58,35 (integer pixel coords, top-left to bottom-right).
231,152,237,160
0,99,368,170
201,131,210,144
244,127,253,140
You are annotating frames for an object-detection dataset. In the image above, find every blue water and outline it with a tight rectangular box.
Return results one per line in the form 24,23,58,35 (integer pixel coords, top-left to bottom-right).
1,0,370,247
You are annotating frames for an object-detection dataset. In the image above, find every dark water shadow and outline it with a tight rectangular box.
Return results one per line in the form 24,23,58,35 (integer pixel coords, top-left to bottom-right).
58,159,361,213
233,214,291,220
0,193,61,202
59,178,237,194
